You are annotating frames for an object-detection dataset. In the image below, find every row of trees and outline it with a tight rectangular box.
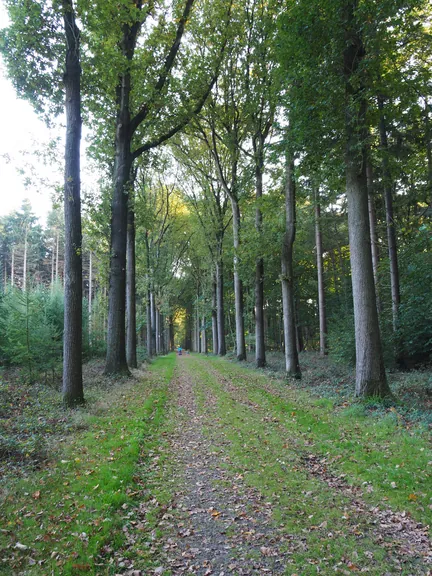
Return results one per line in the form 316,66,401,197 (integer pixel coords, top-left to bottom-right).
1,0,431,404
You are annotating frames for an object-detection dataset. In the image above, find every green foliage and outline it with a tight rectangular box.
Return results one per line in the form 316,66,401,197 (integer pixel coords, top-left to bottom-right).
0,287,62,381
396,226,432,365
327,312,356,366
0,0,64,120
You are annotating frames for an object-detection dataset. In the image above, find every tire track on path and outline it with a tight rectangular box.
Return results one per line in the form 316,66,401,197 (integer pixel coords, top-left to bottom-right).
162,356,290,575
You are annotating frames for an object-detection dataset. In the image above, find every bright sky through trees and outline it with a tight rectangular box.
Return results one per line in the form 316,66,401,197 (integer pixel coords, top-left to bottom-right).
0,5,60,223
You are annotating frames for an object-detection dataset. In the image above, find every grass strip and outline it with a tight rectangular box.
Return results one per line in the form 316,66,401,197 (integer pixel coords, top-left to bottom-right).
203,355,432,526
0,354,175,575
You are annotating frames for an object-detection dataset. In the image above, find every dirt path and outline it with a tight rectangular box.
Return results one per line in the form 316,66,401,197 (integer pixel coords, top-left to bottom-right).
127,354,431,576
161,358,288,575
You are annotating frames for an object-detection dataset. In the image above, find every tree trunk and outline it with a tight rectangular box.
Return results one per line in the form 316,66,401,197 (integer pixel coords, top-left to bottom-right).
344,9,389,397
255,149,266,368
104,15,141,375
51,239,55,287
185,303,193,350
201,316,207,354
314,191,327,356
150,291,157,355
155,301,160,354
88,250,92,343
55,229,60,283
378,96,400,333
230,197,246,361
126,203,137,368
146,288,152,357
424,99,432,204
216,258,226,355
62,0,84,406
23,228,28,291
211,271,218,354
281,156,301,378
169,315,175,351
11,247,14,287
159,313,165,354
366,159,381,311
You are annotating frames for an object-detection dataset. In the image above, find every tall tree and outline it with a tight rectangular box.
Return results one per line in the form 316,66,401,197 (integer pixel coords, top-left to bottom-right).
89,0,231,374
1,0,84,404
343,1,389,397
281,151,301,378
314,188,327,356
62,0,84,406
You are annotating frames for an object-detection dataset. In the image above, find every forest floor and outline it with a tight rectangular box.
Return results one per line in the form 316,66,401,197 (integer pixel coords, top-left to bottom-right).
0,353,431,575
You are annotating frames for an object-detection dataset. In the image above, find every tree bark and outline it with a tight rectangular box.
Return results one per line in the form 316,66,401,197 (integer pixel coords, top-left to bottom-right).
424,99,432,204
216,257,226,356
11,247,14,287
366,159,381,311
62,0,84,406
55,229,59,282
169,315,175,351
211,271,218,354
23,227,27,291
201,316,207,354
126,202,137,368
230,196,246,361
88,250,92,343
150,291,157,355
378,96,400,332
344,6,390,397
104,8,143,375
281,156,301,379
314,190,327,356
146,288,152,357
255,148,266,367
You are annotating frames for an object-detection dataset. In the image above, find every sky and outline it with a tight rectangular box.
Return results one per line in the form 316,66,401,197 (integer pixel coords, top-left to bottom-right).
0,5,63,224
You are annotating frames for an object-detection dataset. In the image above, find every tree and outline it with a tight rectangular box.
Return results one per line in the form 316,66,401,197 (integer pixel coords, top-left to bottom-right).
81,0,232,374
1,0,84,404
62,0,84,406
281,151,301,378
343,1,389,396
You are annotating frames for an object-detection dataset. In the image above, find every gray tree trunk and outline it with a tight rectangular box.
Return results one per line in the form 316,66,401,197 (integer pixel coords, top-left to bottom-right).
11,247,14,287
126,203,137,368
55,229,59,282
366,160,381,311
216,258,226,356
62,0,84,406
378,96,400,333
146,288,152,357
230,197,246,361
155,302,160,355
150,291,157,355
201,316,207,354
23,228,27,291
281,157,301,379
88,250,92,342
424,99,432,204
255,154,266,368
314,191,327,356
344,9,390,397
212,271,218,354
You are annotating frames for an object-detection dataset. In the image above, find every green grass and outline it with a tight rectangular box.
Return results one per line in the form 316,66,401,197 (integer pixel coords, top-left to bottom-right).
0,354,176,575
183,354,432,574
203,355,432,525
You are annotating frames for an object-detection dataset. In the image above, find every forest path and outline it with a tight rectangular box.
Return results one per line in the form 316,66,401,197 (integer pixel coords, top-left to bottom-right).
147,354,431,576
